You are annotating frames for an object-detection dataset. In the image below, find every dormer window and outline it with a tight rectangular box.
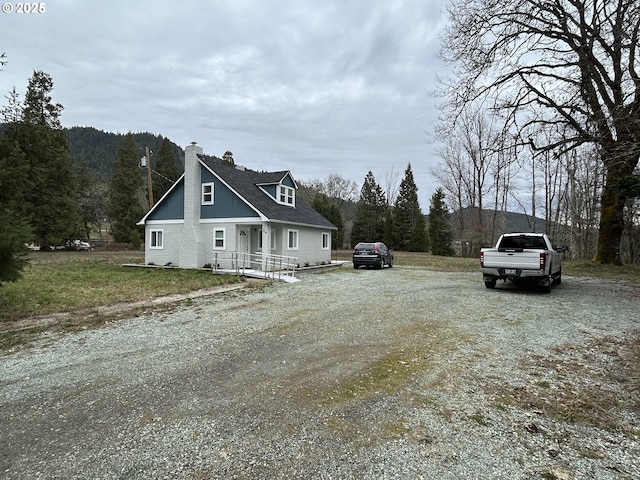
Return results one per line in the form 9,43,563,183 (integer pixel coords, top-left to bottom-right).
278,185,295,206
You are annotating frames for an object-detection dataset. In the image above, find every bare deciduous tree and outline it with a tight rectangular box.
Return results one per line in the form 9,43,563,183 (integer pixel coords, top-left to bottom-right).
315,173,359,203
434,107,507,254
383,167,401,207
562,147,604,259
440,0,640,264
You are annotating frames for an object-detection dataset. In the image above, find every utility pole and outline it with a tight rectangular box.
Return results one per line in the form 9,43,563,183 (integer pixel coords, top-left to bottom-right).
145,146,153,208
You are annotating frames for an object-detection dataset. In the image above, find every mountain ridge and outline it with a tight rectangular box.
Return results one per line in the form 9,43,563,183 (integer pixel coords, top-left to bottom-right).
64,126,185,175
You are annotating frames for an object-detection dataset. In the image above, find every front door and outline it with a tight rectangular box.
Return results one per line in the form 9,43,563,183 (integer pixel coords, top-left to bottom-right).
238,227,249,267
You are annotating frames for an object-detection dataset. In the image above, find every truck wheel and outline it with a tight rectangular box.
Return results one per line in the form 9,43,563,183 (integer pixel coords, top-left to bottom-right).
484,279,496,289
540,277,552,293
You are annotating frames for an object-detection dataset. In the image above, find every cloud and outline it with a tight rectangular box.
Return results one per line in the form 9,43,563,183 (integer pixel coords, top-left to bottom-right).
1,0,449,206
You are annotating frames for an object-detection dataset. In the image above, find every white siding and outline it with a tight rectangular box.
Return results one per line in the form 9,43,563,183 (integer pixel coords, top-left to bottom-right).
144,222,183,266
276,224,331,266
146,222,331,269
202,222,236,268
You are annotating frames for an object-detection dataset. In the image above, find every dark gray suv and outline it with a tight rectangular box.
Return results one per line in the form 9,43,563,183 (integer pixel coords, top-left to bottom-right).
352,242,394,269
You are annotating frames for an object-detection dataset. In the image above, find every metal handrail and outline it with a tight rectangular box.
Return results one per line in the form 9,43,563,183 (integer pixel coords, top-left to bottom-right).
212,251,298,280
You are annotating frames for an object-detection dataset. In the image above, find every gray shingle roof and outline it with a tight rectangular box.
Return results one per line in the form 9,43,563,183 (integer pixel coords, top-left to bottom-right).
201,158,336,229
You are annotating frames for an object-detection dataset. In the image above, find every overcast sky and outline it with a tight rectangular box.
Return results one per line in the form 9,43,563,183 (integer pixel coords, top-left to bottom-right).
1,0,450,207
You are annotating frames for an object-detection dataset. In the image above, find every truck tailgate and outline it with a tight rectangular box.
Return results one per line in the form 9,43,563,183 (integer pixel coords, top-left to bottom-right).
482,250,541,269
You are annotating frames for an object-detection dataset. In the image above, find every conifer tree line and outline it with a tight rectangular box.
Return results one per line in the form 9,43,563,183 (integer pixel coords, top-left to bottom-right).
0,68,182,284
0,70,81,284
348,164,453,255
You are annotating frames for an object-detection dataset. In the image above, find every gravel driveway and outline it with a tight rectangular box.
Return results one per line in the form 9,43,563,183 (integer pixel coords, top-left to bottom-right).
1,266,639,479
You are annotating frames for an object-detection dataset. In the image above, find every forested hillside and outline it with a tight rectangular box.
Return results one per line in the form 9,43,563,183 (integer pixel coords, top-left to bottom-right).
64,127,184,175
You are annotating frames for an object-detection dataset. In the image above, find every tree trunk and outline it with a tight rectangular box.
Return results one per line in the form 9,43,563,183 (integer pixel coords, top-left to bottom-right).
593,155,637,264
594,181,626,264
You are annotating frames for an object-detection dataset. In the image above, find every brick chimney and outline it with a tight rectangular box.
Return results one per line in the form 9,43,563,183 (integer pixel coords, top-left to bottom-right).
179,142,204,268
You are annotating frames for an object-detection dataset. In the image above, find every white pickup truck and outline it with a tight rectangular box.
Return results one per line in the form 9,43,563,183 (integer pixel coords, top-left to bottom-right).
480,233,566,292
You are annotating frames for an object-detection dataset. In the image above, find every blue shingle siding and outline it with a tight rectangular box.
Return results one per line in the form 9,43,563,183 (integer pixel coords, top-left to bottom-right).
146,180,184,221
201,169,216,183
200,167,258,218
262,184,278,199
281,174,296,188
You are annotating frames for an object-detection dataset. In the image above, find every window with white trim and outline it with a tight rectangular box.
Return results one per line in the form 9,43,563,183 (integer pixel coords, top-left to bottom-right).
202,182,214,205
287,229,298,250
149,229,164,250
321,232,330,250
150,229,163,249
213,228,225,249
278,185,295,206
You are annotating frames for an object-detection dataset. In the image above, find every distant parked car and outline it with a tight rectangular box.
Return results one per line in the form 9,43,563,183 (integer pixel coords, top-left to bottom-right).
66,239,92,251
352,242,394,269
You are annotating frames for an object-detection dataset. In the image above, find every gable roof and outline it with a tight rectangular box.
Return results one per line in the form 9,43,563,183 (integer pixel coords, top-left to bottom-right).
201,157,336,229
256,171,298,189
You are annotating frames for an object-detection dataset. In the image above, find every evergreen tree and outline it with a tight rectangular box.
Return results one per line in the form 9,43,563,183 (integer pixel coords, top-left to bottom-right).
1,87,22,124
17,70,81,247
152,137,180,201
392,164,428,251
0,69,31,283
222,151,235,166
382,208,394,248
108,134,145,248
22,71,63,128
311,194,344,249
64,127,185,177
351,171,387,245
0,135,31,283
428,188,455,256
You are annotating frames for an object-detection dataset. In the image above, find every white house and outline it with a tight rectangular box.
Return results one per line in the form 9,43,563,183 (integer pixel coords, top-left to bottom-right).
137,143,336,271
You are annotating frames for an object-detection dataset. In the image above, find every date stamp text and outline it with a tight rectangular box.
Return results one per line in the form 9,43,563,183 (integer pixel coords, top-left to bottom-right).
2,3,46,14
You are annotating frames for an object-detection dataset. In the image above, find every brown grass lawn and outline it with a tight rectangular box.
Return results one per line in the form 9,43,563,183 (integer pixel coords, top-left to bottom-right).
0,251,243,324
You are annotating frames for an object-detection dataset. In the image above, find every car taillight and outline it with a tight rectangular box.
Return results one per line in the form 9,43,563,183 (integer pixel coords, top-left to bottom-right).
480,251,484,267
539,252,546,270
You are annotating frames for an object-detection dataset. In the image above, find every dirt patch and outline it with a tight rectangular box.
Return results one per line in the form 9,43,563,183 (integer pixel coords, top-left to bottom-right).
492,333,640,433
0,284,248,334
